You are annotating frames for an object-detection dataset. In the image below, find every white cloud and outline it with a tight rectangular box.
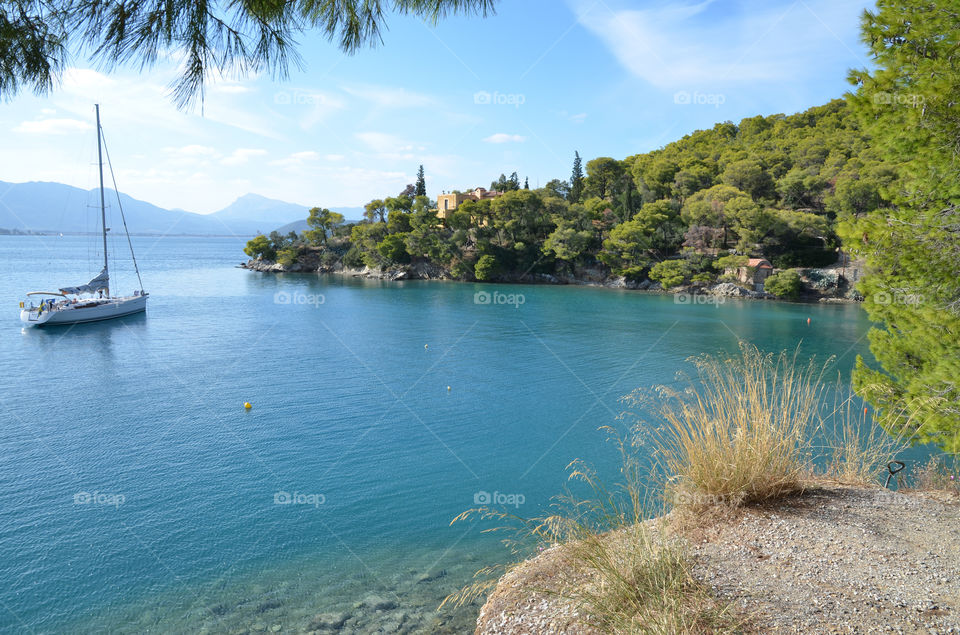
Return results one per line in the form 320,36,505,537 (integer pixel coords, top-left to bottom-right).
483,133,526,144
221,148,268,166
572,0,867,89
13,118,93,135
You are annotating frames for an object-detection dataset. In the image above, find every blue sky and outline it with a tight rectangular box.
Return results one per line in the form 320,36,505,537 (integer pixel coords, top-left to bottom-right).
1,0,874,214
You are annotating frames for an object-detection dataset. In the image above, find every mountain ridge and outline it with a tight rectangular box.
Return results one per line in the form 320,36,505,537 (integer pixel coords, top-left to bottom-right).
0,180,360,236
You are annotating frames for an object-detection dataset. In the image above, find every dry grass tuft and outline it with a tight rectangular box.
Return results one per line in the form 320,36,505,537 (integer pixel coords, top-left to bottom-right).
653,344,824,507
903,456,960,497
565,524,741,634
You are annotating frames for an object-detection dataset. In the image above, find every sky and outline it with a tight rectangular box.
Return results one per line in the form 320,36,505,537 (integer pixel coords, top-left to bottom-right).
0,0,875,214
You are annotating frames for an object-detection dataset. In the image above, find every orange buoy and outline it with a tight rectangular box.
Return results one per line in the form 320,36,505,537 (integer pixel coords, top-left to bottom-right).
807,318,811,324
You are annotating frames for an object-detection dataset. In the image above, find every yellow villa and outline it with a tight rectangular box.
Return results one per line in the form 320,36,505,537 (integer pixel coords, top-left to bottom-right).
435,187,504,220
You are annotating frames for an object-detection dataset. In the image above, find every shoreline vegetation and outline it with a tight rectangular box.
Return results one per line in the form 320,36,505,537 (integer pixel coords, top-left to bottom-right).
244,99,872,305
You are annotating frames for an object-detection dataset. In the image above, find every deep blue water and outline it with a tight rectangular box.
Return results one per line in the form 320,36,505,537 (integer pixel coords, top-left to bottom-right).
0,234,935,633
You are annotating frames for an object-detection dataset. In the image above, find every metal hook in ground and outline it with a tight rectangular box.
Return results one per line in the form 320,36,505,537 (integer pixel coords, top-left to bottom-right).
885,461,906,488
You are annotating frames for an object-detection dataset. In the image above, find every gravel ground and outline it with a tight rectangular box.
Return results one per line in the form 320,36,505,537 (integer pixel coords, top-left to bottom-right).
476,486,960,634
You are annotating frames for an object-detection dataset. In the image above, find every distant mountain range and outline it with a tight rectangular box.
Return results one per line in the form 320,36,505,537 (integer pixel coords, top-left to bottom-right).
0,180,363,236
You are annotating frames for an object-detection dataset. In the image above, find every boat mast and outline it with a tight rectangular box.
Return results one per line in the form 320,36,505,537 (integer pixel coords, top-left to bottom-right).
95,104,109,296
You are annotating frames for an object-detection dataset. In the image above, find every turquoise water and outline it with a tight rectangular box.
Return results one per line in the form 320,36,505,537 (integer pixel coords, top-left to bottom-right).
0,235,932,633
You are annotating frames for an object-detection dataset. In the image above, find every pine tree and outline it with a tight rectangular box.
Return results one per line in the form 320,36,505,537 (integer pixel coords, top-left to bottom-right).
508,171,520,191
569,151,584,203
524,177,529,190
415,165,427,197
842,0,960,453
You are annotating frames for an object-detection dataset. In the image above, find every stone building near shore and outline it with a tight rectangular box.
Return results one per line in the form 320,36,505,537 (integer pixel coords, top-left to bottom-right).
728,257,774,291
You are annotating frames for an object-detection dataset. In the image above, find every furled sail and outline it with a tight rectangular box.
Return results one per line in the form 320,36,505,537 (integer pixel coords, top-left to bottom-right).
59,267,109,295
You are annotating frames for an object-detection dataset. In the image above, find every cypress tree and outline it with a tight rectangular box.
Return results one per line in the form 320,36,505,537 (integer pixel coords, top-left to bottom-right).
415,165,427,197
569,151,584,203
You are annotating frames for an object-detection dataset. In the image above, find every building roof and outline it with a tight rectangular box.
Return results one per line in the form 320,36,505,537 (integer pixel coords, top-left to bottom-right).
748,258,773,268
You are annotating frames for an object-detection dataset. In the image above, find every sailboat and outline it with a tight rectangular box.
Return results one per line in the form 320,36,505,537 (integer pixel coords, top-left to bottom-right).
19,105,148,326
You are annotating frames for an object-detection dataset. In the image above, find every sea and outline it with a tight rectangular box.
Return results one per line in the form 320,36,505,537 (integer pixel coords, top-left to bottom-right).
0,234,939,633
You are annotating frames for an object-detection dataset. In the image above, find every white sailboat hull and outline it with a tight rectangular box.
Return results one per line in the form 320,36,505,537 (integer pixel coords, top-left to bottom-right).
21,295,147,326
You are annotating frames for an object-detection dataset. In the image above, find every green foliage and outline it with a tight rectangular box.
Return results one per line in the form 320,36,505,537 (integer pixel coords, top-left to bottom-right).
275,247,299,267
243,234,275,261
585,157,624,200
764,269,802,298
714,254,748,271
364,199,387,223
305,207,344,245
350,222,389,268
2,0,496,108
415,165,427,197
474,254,500,281
377,233,411,264
649,260,689,289
842,0,960,452
342,245,365,268
569,151,585,203
543,223,594,263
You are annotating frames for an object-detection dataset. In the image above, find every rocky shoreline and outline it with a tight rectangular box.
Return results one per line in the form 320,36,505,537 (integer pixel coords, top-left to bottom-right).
475,486,960,634
239,258,860,304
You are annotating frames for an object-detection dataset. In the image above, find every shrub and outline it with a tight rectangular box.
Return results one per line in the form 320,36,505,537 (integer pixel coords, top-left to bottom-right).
342,246,365,269
474,254,501,281
648,260,688,289
377,233,411,264
622,265,649,284
243,234,275,261
764,269,802,298
275,246,299,267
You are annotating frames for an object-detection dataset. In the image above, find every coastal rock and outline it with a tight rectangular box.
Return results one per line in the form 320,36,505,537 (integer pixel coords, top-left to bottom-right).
306,612,348,631
709,282,752,297
361,595,398,611
256,599,282,613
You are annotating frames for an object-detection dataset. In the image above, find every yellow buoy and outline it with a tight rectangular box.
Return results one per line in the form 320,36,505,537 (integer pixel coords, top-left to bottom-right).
447,386,451,391
244,402,252,409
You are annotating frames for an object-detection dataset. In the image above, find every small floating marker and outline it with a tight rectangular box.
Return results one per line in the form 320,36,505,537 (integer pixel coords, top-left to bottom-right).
447,386,451,391
424,344,429,350
244,402,252,410
864,407,869,415
807,317,811,325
